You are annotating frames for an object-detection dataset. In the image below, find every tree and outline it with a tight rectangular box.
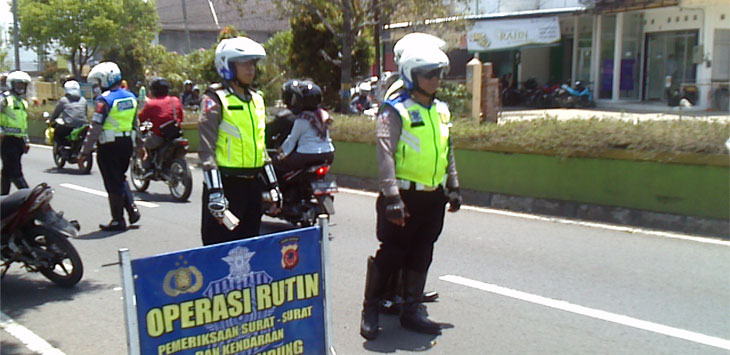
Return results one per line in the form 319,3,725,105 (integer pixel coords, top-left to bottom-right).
18,0,158,80
246,0,465,112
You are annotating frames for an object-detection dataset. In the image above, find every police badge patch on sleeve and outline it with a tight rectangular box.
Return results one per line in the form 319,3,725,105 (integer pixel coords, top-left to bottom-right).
204,97,218,113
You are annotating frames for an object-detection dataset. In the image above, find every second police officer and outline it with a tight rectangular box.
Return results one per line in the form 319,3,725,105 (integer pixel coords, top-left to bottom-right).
0,71,32,195
79,62,141,231
360,39,463,340
198,36,280,246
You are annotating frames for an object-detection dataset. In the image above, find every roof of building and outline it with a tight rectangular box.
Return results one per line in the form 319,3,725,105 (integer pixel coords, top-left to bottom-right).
156,0,289,33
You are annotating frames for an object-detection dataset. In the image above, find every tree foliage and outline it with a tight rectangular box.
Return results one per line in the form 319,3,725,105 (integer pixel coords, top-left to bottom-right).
18,0,158,80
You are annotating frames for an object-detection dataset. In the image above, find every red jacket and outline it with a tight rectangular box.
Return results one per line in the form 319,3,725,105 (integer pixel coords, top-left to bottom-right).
138,96,183,136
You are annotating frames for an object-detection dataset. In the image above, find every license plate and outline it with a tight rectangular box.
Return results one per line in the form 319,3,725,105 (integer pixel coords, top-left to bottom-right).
311,180,338,195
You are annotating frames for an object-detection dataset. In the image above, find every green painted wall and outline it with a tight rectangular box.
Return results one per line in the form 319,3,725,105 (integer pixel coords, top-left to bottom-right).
331,141,729,219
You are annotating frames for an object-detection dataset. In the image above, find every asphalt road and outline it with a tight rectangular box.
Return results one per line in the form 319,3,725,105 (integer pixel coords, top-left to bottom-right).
2,145,729,354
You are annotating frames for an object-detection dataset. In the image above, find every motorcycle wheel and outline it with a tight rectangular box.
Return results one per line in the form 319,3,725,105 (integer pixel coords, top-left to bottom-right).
130,158,150,192
168,158,192,202
78,153,93,174
52,142,66,168
33,226,83,288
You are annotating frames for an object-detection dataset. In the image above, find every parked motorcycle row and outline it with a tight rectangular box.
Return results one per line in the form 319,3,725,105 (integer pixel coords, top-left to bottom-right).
502,78,595,109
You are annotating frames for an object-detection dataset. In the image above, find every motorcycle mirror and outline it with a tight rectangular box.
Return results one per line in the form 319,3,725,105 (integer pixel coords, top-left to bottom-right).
42,112,50,118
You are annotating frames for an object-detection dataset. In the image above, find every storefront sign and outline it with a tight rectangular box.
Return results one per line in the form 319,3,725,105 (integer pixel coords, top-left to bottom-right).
467,16,561,51
121,226,330,355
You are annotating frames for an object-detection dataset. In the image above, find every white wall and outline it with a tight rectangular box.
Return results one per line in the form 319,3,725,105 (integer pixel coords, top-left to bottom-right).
520,46,551,84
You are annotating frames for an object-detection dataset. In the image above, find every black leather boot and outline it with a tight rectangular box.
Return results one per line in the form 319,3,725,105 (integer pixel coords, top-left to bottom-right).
12,177,28,189
123,183,140,224
100,194,127,231
400,270,441,335
1,177,11,195
361,256,388,340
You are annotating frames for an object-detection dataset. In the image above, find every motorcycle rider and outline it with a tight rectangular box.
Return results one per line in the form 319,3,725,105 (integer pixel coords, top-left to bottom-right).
79,62,140,231
137,77,183,172
198,36,280,246
350,82,373,114
0,71,32,195
51,80,88,149
180,80,196,109
360,42,462,340
273,80,334,173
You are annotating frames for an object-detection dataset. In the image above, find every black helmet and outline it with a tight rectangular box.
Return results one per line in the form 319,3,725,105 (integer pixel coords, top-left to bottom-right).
149,77,170,97
282,79,322,114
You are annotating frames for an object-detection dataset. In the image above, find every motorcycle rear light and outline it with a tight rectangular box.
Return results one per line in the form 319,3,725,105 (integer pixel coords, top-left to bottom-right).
315,166,329,177
181,140,188,146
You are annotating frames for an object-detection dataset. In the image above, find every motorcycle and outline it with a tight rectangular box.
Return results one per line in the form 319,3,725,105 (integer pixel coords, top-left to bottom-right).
129,121,193,202
263,112,338,227
1,183,83,288
44,112,93,174
555,80,595,108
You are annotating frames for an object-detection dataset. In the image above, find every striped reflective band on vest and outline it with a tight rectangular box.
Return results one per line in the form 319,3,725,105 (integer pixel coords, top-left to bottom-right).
213,89,267,169
0,94,28,138
390,97,451,187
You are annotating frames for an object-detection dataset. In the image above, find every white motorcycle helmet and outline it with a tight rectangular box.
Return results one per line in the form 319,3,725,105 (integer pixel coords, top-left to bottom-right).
63,80,81,97
398,45,450,91
88,62,122,90
393,33,447,65
7,71,31,94
214,37,266,81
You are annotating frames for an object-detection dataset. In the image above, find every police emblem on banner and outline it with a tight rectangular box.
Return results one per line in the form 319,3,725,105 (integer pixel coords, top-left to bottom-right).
162,256,203,296
280,237,300,270
202,247,274,333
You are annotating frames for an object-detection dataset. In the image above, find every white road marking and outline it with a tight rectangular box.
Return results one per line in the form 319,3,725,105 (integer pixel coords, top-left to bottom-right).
338,188,730,246
60,183,158,208
440,275,730,350
0,311,65,355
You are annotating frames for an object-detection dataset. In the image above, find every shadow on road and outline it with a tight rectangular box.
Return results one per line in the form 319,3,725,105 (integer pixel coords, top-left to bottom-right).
75,227,138,240
0,274,106,319
43,167,93,176
362,314,454,352
131,191,190,204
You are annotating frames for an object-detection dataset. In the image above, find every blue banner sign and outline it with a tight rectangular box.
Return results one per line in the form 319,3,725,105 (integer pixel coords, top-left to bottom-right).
130,227,326,355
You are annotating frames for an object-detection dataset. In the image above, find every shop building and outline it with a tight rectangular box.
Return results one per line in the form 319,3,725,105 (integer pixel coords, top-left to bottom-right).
383,0,730,110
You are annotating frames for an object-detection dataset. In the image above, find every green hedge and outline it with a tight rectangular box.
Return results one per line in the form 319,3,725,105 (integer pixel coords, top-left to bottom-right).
330,114,730,160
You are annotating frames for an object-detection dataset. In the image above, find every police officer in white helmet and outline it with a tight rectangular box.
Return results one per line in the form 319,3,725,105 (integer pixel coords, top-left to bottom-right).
198,36,281,245
360,41,462,340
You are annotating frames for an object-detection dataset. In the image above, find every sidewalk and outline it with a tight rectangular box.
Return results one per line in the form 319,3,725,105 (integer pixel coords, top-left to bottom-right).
499,103,730,123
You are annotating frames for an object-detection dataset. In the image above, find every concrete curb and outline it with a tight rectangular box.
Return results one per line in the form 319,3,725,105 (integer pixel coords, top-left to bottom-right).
332,175,730,240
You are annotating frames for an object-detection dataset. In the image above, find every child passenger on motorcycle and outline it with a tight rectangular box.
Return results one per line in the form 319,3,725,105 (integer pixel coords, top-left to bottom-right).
272,80,334,173
137,77,183,168
51,80,88,147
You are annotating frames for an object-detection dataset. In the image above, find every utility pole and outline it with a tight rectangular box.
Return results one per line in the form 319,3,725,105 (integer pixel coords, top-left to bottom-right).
181,0,192,53
373,0,381,78
13,0,20,70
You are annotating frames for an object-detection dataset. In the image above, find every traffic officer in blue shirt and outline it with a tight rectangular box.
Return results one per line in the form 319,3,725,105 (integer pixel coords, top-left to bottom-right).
360,42,462,340
0,71,32,195
79,62,141,231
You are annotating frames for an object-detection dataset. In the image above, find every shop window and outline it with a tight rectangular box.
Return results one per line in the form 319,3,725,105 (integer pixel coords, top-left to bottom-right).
694,15,698,20
676,16,680,22
651,19,655,24
667,17,671,23
722,14,726,20
684,16,688,22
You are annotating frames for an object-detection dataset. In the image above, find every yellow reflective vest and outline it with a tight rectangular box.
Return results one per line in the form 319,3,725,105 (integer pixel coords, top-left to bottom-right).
213,89,267,169
389,97,451,187
0,94,28,138
100,89,137,133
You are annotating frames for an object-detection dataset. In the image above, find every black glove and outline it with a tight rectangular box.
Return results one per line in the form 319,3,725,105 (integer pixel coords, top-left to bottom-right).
447,188,462,212
383,194,408,226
